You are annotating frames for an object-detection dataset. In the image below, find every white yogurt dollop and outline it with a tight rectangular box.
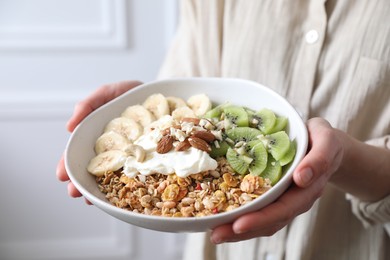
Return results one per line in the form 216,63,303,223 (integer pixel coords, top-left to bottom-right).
123,127,218,178
124,147,218,178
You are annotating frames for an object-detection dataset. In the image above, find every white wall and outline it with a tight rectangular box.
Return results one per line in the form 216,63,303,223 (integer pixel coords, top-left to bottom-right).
0,1,188,259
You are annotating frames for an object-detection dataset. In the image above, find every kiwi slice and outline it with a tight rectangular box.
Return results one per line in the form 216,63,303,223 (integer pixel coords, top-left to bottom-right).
226,127,262,144
223,106,249,128
244,107,255,117
264,131,291,160
250,108,276,134
210,140,230,158
226,147,250,175
269,116,288,133
279,140,296,166
246,140,268,175
203,102,230,120
261,156,282,185
203,107,222,119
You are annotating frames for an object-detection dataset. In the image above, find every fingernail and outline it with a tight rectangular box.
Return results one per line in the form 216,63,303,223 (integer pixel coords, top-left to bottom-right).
211,236,224,244
299,168,313,186
234,228,244,234
232,224,245,234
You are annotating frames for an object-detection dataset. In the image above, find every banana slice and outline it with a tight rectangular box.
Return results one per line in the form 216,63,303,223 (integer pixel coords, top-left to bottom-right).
143,93,170,119
187,94,212,116
87,150,127,176
121,104,156,128
171,106,196,121
104,117,143,141
166,96,187,113
95,131,129,154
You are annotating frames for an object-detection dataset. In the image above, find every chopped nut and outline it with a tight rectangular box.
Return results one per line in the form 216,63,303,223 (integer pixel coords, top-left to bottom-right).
199,118,215,130
174,129,187,142
211,130,223,141
181,117,200,125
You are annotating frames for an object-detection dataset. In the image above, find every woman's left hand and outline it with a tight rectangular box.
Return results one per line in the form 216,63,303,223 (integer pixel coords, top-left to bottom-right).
210,118,344,243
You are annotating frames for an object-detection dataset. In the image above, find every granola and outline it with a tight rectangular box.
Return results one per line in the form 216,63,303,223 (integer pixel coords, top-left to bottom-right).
96,157,271,217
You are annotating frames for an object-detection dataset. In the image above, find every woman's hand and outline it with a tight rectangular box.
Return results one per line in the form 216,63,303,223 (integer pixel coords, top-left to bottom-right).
210,118,345,243
56,80,143,200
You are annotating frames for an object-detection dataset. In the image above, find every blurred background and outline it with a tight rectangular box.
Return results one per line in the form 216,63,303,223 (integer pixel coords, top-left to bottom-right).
0,0,188,259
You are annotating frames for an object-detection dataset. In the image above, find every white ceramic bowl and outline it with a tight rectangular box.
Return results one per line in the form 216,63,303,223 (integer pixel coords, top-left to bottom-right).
65,77,308,232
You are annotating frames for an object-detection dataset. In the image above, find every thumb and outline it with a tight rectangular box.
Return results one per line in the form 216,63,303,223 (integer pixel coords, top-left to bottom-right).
67,80,142,132
293,118,343,188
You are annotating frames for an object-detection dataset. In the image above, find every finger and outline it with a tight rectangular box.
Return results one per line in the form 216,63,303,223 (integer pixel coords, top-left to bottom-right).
56,155,70,182
67,80,143,132
211,222,285,244
67,182,83,198
212,178,327,243
232,185,321,234
293,118,343,188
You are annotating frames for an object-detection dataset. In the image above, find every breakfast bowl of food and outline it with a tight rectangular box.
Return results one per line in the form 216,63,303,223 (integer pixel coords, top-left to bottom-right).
65,77,308,232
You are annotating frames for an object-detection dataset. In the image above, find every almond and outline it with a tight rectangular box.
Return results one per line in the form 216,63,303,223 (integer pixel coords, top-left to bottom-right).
175,139,191,151
156,135,174,154
191,130,216,142
188,137,212,153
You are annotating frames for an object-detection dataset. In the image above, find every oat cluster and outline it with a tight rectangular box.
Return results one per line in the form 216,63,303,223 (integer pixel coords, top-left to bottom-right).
96,158,271,217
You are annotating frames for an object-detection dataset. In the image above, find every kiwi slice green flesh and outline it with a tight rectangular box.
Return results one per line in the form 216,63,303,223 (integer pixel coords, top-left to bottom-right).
223,106,249,128
203,107,222,119
246,140,268,175
244,107,255,117
251,108,276,134
269,116,288,133
203,103,229,119
266,131,291,160
226,147,249,175
279,140,296,166
210,141,230,158
261,156,282,185
226,127,262,144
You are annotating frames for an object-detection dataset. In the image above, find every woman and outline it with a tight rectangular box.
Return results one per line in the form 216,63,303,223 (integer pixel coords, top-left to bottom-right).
57,1,390,259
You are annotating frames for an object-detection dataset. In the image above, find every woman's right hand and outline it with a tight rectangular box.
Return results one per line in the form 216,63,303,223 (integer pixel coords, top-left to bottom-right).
56,80,143,202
